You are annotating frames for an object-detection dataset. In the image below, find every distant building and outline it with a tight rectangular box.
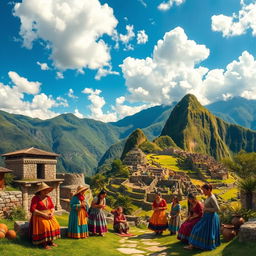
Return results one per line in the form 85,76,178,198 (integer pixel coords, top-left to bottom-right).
2,147,64,217
122,148,147,168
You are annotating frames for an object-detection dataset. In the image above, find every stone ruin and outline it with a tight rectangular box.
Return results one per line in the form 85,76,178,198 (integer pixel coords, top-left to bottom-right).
161,148,229,180
0,148,92,218
57,173,91,211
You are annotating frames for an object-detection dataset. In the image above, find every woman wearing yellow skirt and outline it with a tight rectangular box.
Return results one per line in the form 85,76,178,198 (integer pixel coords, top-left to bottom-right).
148,192,168,235
29,182,61,250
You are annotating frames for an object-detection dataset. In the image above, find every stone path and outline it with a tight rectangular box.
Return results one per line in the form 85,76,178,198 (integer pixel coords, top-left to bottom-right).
116,230,168,256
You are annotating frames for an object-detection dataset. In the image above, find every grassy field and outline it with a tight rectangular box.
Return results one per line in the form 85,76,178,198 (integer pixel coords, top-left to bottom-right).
0,216,256,256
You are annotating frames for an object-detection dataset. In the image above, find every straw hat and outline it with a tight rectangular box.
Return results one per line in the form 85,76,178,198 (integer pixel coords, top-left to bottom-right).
74,185,88,195
35,182,53,194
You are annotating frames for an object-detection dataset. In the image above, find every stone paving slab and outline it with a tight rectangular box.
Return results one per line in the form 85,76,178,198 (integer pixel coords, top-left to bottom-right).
117,248,146,254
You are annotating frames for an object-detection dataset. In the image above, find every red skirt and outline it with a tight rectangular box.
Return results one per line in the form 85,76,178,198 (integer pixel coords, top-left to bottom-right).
177,217,201,242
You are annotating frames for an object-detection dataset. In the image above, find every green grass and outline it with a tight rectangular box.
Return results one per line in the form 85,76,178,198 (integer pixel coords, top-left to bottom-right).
147,154,190,172
1,216,256,256
219,188,239,201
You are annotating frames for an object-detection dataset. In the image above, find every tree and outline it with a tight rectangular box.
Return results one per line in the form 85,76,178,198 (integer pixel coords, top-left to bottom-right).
114,194,133,215
90,174,107,191
222,151,256,179
109,159,129,178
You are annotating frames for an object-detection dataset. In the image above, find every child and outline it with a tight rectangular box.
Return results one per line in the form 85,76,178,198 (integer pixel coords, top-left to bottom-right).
169,196,181,235
111,206,129,234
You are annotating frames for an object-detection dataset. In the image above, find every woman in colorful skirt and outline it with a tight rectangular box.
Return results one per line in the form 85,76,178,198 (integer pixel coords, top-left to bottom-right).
68,185,89,238
88,189,108,236
29,182,61,250
177,193,203,243
148,192,168,235
169,196,181,235
111,206,129,234
185,184,221,250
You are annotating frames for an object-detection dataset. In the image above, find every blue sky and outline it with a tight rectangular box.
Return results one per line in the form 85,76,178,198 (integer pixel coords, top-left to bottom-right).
1,0,256,121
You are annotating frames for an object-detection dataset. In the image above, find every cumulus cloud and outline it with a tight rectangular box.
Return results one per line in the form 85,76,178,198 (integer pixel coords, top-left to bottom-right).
95,65,119,80
158,0,186,11
74,108,84,118
212,1,256,37
82,88,117,122
203,51,256,101
82,88,151,122
68,88,78,99
120,27,210,104
8,71,41,95
37,61,50,70
56,72,64,79
119,25,135,51
0,72,67,119
137,30,148,44
13,0,118,71
120,26,256,105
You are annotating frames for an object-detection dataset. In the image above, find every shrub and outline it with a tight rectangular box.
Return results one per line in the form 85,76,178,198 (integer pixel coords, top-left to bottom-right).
4,173,15,186
7,206,26,221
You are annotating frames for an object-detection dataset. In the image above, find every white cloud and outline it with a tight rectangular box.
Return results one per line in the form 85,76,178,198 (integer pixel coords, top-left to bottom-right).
36,61,50,70
120,25,135,51
120,27,210,105
74,108,84,118
203,51,256,101
56,72,64,79
138,0,147,8
13,0,118,71
8,71,41,95
211,1,256,37
0,72,68,119
82,88,117,122
120,26,256,105
56,96,69,107
158,0,186,11
68,88,78,99
137,30,148,44
95,65,119,80
82,88,151,122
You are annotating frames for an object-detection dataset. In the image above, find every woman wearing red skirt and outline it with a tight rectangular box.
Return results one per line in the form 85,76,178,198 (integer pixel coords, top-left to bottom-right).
177,193,203,243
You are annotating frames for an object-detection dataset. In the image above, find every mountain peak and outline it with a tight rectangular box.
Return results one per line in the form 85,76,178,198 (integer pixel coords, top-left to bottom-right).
121,128,147,160
161,94,231,159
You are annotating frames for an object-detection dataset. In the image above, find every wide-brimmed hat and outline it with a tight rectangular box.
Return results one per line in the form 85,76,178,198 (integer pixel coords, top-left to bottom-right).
74,185,89,195
35,182,53,194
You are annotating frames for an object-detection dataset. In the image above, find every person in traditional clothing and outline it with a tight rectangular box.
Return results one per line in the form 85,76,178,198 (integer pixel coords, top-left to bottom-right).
169,196,181,235
177,193,203,243
148,192,168,235
68,185,89,239
111,206,129,234
185,184,221,251
88,189,108,236
29,182,61,250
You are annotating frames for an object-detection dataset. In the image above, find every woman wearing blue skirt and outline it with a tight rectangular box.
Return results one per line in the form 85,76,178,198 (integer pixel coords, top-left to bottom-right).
185,184,221,250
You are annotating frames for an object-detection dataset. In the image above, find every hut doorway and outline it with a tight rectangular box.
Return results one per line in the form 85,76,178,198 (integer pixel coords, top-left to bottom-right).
37,164,45,179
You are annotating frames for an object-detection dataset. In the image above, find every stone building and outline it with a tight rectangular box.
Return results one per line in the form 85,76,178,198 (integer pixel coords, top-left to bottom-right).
122,148,147,168
2,147,64,217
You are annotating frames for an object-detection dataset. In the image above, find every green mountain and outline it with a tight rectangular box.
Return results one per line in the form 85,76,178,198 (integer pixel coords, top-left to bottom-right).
206,97,256,130
0,111,123,175
161,94,256,160
111,104,173,140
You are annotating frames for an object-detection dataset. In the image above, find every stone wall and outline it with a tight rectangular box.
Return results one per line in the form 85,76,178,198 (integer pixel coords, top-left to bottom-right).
5,160,24,179
0,191,22,218
57,173,85,186
5,158,57,180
